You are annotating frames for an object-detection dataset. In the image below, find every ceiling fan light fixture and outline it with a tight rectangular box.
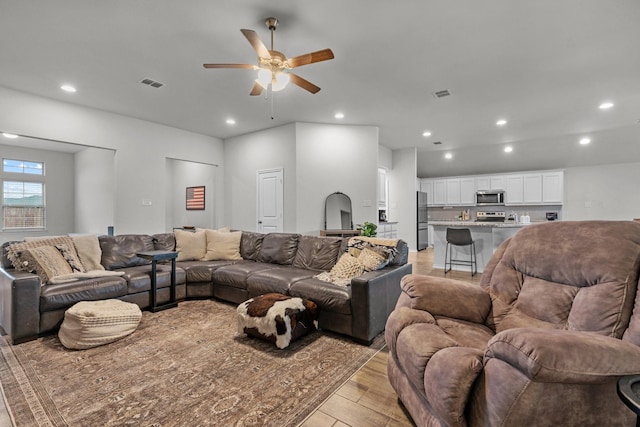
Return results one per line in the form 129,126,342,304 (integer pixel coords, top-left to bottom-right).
271,72,290,92
256,69,272,89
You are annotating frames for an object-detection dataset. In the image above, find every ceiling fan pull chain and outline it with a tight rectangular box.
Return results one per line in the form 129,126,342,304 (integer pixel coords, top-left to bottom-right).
270,91,275,120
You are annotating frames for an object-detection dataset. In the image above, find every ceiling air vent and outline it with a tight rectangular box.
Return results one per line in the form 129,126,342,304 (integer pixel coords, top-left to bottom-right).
140,78,165,88
432,89,451,99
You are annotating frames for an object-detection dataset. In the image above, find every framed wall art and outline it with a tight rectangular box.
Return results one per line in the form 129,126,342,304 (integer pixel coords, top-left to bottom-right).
186,186,205,210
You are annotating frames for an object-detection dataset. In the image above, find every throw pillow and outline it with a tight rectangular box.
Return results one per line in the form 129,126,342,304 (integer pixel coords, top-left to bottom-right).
332,253,365,279
358,247,388,271
203,229,242,261
55,243,85,273
21,245,73,284
175,229,207,261
7,236,77,271
71,234,105,271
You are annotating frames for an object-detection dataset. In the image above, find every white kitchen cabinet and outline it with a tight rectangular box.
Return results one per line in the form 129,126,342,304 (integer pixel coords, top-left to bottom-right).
378,169,387,207
446,179,461,205
523,173,543,204
505,175,524,204
420,179,434,206
477,175,506,191
378,222,398,239
433,179,446,206
542,171,564,204
460,177,476,205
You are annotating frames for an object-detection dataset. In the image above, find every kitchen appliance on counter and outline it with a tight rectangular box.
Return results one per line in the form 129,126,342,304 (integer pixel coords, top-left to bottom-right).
417,191,429,251
476,190,505,206
546,212,558,221
379,209,387,222
476,211,506,222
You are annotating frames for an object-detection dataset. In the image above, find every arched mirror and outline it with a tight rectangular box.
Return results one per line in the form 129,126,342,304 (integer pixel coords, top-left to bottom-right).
324,192,353,230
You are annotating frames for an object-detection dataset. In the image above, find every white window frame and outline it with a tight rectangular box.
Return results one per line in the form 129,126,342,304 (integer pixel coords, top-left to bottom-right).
2,158,46,231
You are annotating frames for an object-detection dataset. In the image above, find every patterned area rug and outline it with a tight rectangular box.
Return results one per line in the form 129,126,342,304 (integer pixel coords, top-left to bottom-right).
0,299,384,426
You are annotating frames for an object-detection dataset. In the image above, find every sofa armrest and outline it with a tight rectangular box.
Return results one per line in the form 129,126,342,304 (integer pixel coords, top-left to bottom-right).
350,263,413,344
0,267,41,344
400,274,491,324
486,328,640,383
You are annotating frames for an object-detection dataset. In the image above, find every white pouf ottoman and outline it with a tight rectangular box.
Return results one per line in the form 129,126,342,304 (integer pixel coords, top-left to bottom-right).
58,299,142,350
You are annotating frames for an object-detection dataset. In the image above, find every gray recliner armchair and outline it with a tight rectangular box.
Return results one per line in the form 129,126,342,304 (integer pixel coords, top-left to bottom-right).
386,220,640,426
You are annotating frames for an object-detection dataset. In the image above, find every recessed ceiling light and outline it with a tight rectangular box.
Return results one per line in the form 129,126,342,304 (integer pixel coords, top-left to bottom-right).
226,118,236,125
496,119,507,126
2,133,19,139
504,146,513,153
579,137,591,145
60,84,77,93
444,153,453,159
334,112,344,119
599,102,614,109
422,131,432,137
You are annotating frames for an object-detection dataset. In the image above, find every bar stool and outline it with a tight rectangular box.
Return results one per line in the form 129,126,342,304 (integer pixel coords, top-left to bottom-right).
444,228,477,276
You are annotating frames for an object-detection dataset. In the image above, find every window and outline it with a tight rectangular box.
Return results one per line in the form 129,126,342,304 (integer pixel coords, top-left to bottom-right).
2,158,45,230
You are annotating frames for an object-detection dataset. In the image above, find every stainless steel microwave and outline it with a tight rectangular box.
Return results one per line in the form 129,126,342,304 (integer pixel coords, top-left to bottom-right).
476,190,505,206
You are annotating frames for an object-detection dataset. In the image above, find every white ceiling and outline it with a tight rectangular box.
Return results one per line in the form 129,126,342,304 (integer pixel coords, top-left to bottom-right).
1,0,639,177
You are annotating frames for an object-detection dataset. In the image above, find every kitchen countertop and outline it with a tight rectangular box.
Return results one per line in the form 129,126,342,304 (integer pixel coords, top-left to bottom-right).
429,220,536,228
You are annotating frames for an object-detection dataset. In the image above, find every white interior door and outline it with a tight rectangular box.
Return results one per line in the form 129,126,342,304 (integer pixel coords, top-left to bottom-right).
256,168,283,232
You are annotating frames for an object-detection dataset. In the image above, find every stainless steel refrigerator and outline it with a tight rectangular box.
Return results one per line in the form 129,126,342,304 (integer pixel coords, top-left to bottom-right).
417,191,429,251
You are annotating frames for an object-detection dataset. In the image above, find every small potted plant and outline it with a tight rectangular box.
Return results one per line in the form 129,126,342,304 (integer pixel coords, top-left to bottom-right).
360,221,377,237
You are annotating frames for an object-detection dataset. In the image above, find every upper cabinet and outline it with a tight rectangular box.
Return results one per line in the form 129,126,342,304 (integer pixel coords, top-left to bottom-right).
421,169,563,207
378,168,387,208
542,171,564,204
477,175,506,191
503,171,563,206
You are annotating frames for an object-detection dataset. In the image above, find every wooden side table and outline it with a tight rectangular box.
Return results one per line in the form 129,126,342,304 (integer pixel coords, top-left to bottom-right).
136,250,178,312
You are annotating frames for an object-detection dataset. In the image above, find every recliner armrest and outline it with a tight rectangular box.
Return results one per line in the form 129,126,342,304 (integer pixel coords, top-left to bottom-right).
487,328,640,383
400,274,491,324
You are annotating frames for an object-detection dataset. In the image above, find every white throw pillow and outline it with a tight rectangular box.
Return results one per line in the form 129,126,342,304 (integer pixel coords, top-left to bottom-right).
203,229,242,261
175,229,207,261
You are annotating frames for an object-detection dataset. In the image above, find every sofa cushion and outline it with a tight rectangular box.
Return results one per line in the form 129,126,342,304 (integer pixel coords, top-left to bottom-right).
212,262,280,290
240,231,265,261
174,229,206,261
292,235,342,271
259,233,300,265
39,276,128,311
177,260,237,282
119,264,187,294
290,278,352,315
203,229,242,261
246,267,316,296
152,233,176,251
99,234,155,270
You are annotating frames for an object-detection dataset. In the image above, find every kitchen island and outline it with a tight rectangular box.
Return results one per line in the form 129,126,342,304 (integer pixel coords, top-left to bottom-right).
430,221,531,274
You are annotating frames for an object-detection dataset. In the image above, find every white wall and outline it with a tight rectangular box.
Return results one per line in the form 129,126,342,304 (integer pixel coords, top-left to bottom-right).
563,161,640,221
295,123,379,235
388,147,418,249
378,145,393,169
166,159,218,230
0,86,225,235
224,124,296,231
223,122,379,235
0,143,75,244
74,146,115,235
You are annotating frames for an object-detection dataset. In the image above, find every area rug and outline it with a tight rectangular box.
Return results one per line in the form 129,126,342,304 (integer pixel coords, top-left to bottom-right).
0,299,385,426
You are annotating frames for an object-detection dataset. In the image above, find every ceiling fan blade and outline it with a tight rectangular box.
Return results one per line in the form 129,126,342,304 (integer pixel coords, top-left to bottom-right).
240,29,271,59
249,81,263,96
288,73,321,94
287,49,335,68
203,63,257,69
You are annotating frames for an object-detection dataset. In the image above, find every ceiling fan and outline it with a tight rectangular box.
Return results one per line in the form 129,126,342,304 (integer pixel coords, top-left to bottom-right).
203,17,334,96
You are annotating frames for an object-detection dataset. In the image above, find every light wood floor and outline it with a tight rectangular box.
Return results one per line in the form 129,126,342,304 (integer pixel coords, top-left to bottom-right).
300,248,482,427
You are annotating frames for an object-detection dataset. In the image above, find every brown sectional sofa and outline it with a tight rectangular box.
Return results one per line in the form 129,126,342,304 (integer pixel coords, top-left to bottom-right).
0,231,411,345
